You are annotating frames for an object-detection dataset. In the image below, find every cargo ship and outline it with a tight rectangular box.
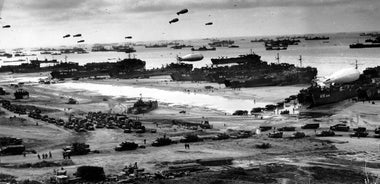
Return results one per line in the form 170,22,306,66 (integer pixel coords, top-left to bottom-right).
0,52,12,58
264,40,289,50
224,66,316,88
211,53,261,65
171,52,318,87
305,36,329,40
51,58,146,79
112,45,136,53
349,43,380,49
191,46,216,51
208,40,234,47
109,62,193,79
0,59,62,73
297,83,359,107
145,44,168,48
91,45,136,53
265,46,288,50
91,45,113,52
297,66,380,107
170,44,193,49
228,45,239,48
364,36,380,43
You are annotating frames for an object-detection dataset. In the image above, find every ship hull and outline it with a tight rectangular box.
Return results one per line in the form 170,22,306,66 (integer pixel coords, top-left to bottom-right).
171,53,317,88
349,43,380,49
297,66,380,107
310,88,358,106
211,54,261,65
224,78,280,88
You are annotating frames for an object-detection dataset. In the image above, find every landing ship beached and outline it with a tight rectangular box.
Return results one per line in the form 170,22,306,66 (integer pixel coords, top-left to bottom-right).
297,66,380,107
171,52,317,88
51,58,146,79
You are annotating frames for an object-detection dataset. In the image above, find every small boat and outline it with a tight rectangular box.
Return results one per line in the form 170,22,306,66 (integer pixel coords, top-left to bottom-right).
228,45,239,48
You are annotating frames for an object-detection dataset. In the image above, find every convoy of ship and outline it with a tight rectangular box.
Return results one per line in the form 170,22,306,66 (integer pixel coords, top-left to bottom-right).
1,34,380,108
349,35,380,49
91,45,136,53
4,51,375,108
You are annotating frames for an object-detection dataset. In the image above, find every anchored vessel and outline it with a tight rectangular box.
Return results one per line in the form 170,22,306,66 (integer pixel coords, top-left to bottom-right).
0,59,60,73
349,43,380,49
305,36,329,40
145,44,168,48
51,58,146,79
171,52,317,88
191,46,216,51
208,40,234,47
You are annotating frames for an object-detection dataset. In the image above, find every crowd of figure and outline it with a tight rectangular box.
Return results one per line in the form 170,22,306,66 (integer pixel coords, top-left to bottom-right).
37,151,53,160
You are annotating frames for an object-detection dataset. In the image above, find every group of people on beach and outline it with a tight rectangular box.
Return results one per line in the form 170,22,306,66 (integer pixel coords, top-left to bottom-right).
37,151,52,160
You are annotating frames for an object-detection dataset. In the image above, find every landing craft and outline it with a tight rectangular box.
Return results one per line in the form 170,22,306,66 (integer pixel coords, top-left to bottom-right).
177,53,204,62
63,34,70,38
77,40,85,43
322,68,360,85
205,22,213,25
125,36,132,39
73,34,82,37
176,9,188,15
2,25,10,28
169,18,179,24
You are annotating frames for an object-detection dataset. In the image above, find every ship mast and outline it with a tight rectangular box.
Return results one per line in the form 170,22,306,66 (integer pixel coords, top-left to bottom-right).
275,53,280,64
355,60,358,69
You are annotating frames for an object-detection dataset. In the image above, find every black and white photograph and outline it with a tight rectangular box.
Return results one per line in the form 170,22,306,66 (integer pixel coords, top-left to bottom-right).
0,0,379,183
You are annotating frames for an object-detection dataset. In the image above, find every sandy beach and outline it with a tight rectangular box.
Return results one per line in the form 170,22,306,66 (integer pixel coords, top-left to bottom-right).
0,71,379,183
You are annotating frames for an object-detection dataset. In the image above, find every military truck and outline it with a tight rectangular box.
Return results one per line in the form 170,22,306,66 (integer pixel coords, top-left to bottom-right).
1,145,25,155
63,143,90,156
14,89,29,99
152,136,172,147
114,141,138,151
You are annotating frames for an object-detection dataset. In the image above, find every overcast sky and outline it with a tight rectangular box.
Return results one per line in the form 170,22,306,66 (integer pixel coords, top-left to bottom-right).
0,0,379,48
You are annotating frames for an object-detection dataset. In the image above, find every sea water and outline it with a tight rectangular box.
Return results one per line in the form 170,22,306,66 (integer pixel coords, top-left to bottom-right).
1,32,380,77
